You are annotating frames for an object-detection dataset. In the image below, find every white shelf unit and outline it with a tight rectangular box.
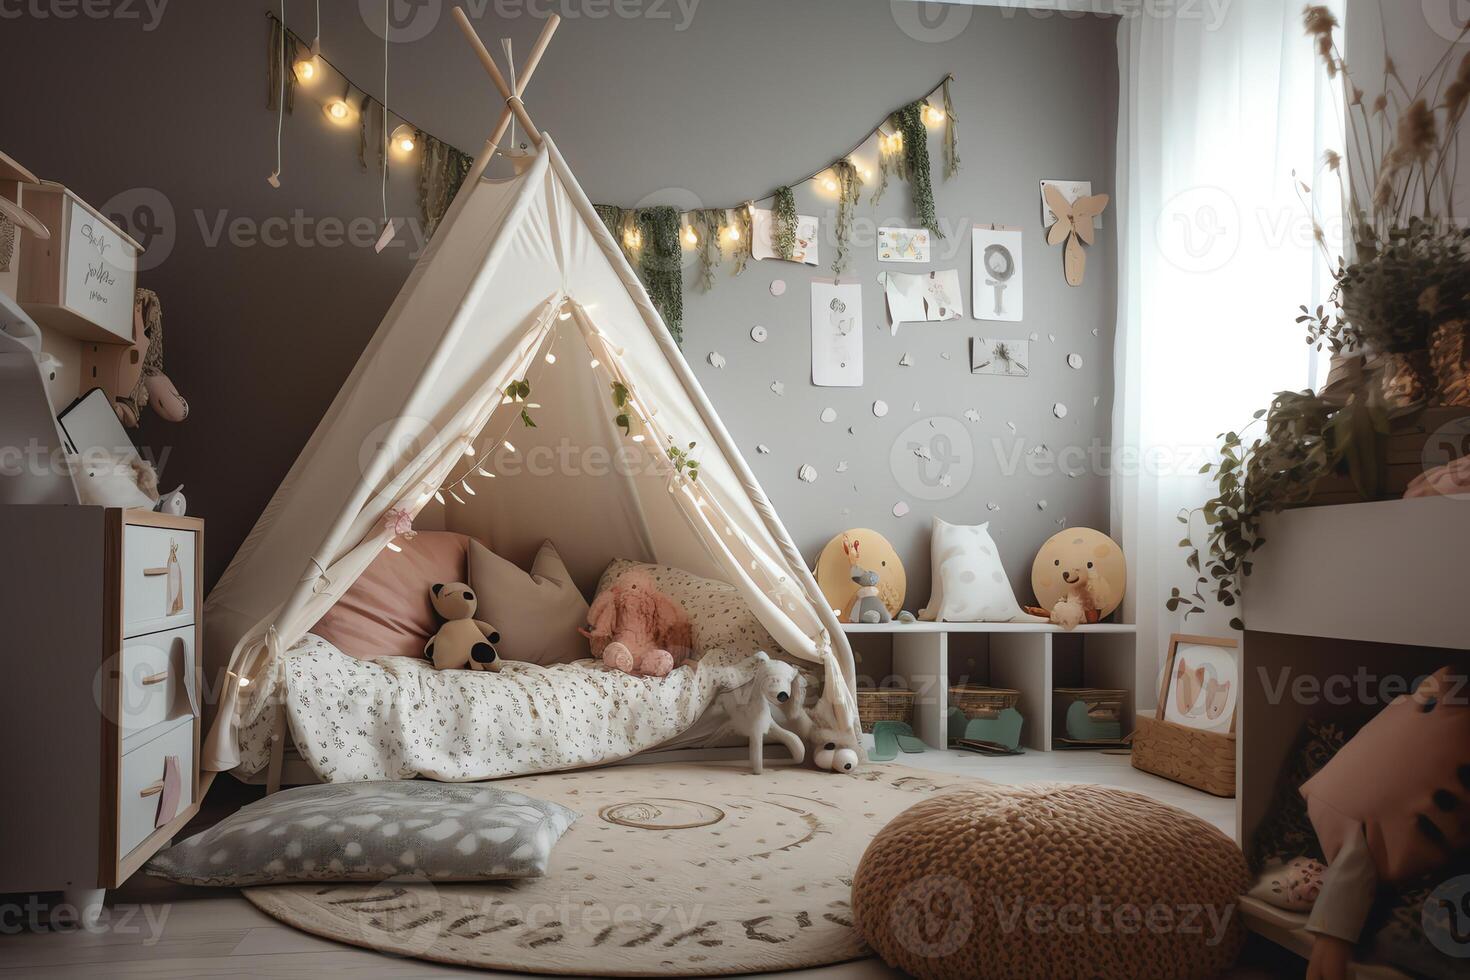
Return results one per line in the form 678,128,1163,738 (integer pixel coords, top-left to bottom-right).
842,622,1137,751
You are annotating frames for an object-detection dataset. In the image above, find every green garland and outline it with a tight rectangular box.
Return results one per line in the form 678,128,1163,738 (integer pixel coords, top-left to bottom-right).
638,206,684,345
831,160,863,274
732,204,754,276
894,102,942,237
772,186,798,261
690,208,728,291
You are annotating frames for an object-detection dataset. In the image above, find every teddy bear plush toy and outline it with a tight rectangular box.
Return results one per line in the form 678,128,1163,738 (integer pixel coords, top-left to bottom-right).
581,568,693,677
423,582,501,671
1044,558,1104,630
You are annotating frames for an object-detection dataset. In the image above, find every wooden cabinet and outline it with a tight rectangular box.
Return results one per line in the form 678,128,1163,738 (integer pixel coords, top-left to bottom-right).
0,506,203,915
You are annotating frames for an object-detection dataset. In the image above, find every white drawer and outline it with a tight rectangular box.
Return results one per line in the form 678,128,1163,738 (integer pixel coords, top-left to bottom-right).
118,719,193,860
122,524,196,638
117,625,195,736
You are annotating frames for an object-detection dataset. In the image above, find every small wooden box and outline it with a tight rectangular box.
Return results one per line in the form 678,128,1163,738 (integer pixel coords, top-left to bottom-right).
16,182,142,343
1132,714,1236,797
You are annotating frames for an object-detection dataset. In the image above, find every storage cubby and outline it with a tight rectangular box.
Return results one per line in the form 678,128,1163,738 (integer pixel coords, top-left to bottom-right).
843,623,1136,751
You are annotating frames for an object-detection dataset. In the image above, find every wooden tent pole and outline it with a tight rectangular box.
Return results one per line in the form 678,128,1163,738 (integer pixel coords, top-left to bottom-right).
452,6,545,145
483,14,559,153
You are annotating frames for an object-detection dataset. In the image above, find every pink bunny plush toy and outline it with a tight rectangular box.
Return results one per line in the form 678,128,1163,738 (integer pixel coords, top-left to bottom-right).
581,568,694,677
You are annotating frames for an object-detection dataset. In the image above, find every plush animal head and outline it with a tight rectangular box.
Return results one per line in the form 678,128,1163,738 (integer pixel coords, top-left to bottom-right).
430,582,483,623
842,537,881,587
613,567,660,597
751,651,805,708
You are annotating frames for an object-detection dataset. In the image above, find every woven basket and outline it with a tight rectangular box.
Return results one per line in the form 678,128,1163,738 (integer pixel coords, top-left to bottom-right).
1131,714,1236,797
857,688,915,733
949,685,1020,720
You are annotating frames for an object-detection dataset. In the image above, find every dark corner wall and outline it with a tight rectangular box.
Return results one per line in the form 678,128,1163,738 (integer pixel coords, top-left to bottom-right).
3,1,1119,605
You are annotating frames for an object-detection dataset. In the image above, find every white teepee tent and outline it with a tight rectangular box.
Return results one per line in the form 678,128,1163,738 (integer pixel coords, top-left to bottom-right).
200,13,860,776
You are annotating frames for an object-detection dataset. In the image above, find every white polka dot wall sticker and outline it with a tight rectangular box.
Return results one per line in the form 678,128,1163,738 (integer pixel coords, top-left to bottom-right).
707,351,726,369
912,401,921,412
1054,403,1068,419
770,279,787,296
820,407,838,423
751,325,768,343
836,460,849,472
1037,500,1048,511
1029,332,1039,341
1092,328,1099,336
797,464,818,483
899,352,913,366
756,444,771,454
1093,395,1101,407
964,409,981,422
941,351,952,360
770,381,785,396
1068,353,1084,369
988,502,1001,511
893,501,910,518
1006,421,1017,432
872,400,889,417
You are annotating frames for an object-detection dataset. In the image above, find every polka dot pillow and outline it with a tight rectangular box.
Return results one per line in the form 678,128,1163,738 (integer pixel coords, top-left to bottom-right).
596,559,787,662
145,782,577,886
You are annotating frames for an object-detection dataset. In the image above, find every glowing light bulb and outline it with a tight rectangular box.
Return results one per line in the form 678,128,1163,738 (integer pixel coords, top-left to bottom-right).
386,541,403,553
461,481,476,496
823,176,838,192
463,442,476,456
632,434,646,443
924,104,945,126
398,135,416,152
450,491,466,505
294,57,317,81
861,167,873,181
327,99,350,121
544,353,557,365
726,226,740,242
433,491,446,505
504,440,516,453
623,229,642,249
527,403,541,409
683,227,698,246
558,310,572,321
589,358,600,369
476,466,494,477
238,675,251,688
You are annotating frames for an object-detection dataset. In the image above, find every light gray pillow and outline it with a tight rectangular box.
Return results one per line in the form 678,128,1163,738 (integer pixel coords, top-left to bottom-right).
469,538,590,666
145,782,577,886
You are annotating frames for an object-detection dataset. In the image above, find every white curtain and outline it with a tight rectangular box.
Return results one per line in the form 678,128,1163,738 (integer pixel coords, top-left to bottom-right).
1112,1,1342,706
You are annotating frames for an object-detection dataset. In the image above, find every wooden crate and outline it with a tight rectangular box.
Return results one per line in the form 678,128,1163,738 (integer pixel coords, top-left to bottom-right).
856,688,915,733
949,685,1020,719
16,182,142,343
1131,714,1236,797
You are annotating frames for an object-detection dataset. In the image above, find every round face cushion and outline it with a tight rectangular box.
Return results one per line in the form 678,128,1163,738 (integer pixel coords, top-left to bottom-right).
814,529,906,617
852,784,1250,980
1030,528,1127,619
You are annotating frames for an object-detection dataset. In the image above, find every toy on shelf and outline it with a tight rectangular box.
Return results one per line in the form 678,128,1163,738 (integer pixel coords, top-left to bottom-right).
1028,528,1126,629
815,528,905,621
841,538,891,624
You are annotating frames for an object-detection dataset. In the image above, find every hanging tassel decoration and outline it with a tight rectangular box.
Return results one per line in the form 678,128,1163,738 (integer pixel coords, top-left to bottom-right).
772,186,797,261
942,76,960,179
831,160,863,274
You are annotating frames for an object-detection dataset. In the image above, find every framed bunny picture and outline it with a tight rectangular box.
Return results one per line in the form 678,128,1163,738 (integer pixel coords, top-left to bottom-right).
1159,634,1239,735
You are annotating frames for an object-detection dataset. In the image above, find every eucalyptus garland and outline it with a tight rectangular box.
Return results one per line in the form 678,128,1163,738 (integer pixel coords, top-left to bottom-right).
772,186,798,261
690,208,728,291
831,160,864,274
638,206,684,345
732,205,754,276
894,101,941,237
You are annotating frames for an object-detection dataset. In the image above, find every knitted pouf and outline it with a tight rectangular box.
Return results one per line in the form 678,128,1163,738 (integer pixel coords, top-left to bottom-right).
852,784,1251,980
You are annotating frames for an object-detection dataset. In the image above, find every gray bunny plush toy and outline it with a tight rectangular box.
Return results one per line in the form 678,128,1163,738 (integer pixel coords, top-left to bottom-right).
842,537,891,624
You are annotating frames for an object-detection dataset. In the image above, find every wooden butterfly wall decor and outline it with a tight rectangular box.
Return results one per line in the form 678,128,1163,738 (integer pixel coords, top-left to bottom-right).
1044,184,1108,286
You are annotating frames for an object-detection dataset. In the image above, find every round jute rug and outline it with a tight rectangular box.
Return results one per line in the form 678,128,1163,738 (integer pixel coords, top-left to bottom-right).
244,762,989,976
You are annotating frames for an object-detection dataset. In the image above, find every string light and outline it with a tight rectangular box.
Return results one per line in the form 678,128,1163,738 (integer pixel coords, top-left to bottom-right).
391,124,416,153
433,491,446,504
544,353,557,365
325,98,351,122
385,541,403,552
683,226,698,246
726,226,741,242
476,467,495,478
450,491,466,504
558,310,573,321
504,440,516,453
624,228,642,249
463,441,476,456
461,481,476,495
589,358,600,369
822,175,838,192
632,434,646,443
923,104,946,126
294,57,318,81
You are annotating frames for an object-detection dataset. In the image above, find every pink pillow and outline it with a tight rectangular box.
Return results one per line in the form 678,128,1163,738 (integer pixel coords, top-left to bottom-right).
310,531,471,660
1300,668,1470,883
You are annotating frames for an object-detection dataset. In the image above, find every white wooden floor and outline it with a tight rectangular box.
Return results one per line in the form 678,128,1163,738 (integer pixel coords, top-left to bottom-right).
0,752,1294,978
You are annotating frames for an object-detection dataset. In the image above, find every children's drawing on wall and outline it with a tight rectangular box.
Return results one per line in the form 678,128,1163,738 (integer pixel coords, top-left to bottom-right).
752,208,820,265
810,279,863,386
970,337,1030,377
883,270,964,332
972,226,1023,322
878,227,931,263
882,272,927,334
924,270,964,320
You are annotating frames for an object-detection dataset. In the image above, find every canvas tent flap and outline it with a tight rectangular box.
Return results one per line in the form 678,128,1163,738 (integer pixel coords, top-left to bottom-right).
202,136,859,775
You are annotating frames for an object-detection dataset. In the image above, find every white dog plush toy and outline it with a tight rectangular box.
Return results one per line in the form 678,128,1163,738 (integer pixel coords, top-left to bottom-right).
720,652,807,775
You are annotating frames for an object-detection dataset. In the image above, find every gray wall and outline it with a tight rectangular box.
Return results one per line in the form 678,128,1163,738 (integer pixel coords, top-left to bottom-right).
2,1,1118,607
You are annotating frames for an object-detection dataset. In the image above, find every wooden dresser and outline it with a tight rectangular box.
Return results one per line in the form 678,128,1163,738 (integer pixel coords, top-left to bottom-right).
0,506,204,919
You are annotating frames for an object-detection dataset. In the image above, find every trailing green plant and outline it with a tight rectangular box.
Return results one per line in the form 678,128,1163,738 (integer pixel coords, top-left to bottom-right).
830,160,863,274
1337,220,1470,354
610,381,631,436
893,101,942,237
771,186,797,261
667,439,700,483
637,206,684,345
732,204,753,277
690,208,728,291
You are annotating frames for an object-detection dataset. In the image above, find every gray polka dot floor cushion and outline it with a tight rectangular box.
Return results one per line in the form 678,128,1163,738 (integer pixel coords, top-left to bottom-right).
145,781,578,886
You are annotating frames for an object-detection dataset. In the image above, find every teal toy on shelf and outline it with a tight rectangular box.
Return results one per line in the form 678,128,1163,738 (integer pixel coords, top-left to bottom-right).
946,706,1025,755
